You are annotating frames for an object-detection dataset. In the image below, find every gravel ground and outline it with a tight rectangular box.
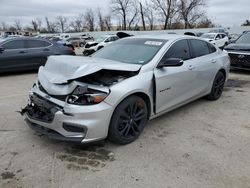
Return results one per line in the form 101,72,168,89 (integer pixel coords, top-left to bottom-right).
0,70,249,188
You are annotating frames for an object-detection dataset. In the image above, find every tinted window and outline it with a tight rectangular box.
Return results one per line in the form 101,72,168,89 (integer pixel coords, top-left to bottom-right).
161,39,190,61
2,40,25,49
208,43,217,53
190,39,210,57
27,40,51,48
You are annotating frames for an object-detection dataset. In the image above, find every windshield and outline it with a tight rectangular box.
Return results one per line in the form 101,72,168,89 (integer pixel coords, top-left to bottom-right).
201,34,215,39
235,33,250,44
92,38,167,64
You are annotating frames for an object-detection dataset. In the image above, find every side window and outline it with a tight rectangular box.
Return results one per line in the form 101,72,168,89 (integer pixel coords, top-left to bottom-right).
2,40,25,49
207,42,217,53
27,40,51,48
189,39,210,57
161,39,191,62
113,36,119,41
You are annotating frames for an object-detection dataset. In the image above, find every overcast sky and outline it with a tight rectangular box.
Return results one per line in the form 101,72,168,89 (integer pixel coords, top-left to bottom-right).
0,0,249,28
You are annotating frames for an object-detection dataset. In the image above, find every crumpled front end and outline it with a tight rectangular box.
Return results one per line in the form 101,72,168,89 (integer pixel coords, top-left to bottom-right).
22,82,114,143
21,56,141,143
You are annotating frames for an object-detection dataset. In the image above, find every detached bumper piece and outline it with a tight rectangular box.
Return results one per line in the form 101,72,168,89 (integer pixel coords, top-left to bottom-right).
24,93,61,123
25,119,83,142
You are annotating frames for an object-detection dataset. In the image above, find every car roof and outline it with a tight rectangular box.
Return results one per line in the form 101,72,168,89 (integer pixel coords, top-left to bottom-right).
129,34,197,41
0,37,52,44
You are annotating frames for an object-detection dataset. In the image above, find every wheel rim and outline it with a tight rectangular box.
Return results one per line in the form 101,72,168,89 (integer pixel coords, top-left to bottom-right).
118,101,146,139
213,74,225,98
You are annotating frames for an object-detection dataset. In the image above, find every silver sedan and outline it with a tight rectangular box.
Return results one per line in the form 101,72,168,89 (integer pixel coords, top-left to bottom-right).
22,34,230,144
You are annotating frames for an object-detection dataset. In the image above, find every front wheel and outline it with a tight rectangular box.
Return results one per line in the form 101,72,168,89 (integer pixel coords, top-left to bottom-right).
207,71,226,101
108,96,148,145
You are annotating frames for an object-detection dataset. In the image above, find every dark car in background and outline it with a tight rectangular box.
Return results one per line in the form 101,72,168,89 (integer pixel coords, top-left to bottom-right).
0,37,75,73
224,32,250,70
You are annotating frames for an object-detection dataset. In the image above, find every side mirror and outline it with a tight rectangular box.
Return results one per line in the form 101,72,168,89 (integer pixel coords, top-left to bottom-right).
157,58,184,68
0,46,4,53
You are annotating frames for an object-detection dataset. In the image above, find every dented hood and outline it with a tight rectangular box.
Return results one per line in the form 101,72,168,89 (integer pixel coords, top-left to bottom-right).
38,55,141,84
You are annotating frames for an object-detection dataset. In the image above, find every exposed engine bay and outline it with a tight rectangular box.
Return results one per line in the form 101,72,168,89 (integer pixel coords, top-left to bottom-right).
75,69,138,87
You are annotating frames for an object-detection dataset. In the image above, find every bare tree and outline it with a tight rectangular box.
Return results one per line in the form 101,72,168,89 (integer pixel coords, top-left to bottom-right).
128,1,139,30
178,0,205,29
1,22,8,31
14,19,22,31
111,0,134,30
45,17,51,32
36,18,42,31
70,14,84,32
84,9,95,31
196,16,214,28
104,15,112,31
151,0,177,30
97,8,105,31
31,20,38,31
56,16,68,33
144,1,155,30
242,19,250,26
140,2,146,31
44,17,57,33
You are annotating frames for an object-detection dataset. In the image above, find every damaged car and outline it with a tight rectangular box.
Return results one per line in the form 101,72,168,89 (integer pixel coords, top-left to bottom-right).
21,35,230,145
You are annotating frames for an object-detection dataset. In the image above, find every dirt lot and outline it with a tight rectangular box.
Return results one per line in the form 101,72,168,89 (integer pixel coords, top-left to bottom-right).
0,70,250,188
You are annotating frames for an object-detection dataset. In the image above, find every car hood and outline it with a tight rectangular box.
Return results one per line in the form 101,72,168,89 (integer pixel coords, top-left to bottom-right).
38,55,142,85
224,43,250,51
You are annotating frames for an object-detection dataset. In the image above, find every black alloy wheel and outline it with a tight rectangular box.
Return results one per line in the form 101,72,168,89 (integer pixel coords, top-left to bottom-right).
207,71,226,100
108,96,148,144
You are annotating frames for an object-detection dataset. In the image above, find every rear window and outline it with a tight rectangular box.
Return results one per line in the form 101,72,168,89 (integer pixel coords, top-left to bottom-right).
189,39,210,57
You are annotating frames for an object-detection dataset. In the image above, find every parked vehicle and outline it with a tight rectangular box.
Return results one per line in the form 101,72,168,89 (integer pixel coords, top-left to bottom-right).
208,28,229,36
21,34,230,145
201,33,229,49
224,32,250,70
0,37,75,73
83,35,119,56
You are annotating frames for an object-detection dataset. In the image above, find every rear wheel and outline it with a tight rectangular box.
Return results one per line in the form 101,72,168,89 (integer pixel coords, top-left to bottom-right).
108,96,148,145
207,71,226,100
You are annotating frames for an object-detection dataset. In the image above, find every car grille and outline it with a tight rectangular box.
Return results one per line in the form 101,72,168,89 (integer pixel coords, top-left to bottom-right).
228,53,250,67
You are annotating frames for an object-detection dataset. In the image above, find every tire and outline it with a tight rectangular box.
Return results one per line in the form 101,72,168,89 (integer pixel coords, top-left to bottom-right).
108,96,148,145
207,71,226,101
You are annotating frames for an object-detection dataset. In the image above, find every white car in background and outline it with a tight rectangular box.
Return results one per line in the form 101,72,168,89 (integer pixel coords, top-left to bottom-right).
201,33,229,49
83,35,119,56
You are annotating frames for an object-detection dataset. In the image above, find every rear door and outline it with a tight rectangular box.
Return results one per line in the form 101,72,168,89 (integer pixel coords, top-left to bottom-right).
25,39,53,68
0,39,29,71
188,39,219,93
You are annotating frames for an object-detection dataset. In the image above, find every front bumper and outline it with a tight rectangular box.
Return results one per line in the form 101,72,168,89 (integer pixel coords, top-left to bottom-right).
22,85,114,143
228,52,250,69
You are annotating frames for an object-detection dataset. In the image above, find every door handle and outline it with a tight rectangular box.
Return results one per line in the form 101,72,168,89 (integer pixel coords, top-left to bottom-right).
188,65,195,70
19,51,27,54
211,59,217,63
43,48,50,51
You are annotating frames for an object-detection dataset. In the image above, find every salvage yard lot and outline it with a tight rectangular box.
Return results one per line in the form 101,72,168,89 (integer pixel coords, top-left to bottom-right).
0,71,250,188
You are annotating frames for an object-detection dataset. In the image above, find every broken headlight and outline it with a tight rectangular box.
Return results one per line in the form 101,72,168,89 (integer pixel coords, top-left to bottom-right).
66,86,109,105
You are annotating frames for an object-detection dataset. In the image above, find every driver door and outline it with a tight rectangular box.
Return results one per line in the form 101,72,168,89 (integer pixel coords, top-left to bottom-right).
154,39,199,114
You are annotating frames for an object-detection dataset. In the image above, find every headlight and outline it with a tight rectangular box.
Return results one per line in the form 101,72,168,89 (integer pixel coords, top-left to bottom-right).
66,86,109,105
